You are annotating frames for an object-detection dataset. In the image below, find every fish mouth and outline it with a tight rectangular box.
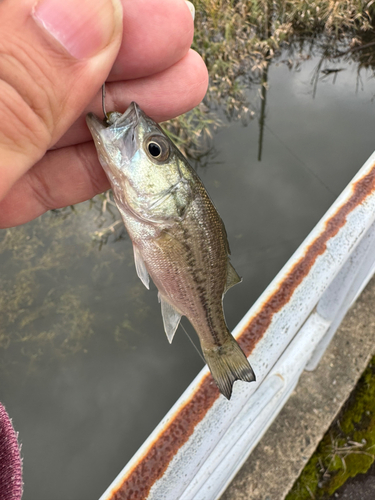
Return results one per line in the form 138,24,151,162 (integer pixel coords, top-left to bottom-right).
86,102,144,138
114,101,142,128
86,112,106,148
86,102,146,165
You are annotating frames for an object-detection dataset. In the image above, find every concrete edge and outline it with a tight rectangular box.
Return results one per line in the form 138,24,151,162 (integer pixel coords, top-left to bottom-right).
221,274,375,500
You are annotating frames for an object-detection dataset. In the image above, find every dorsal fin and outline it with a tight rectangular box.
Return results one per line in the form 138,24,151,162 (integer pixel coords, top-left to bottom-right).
224,261,242,294
158,293,182,343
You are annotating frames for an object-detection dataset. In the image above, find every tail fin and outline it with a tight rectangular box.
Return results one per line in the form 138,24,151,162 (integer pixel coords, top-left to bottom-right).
202,336,256,400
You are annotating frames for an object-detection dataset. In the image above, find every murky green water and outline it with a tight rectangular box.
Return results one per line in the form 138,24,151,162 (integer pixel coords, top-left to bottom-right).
1,50,374,500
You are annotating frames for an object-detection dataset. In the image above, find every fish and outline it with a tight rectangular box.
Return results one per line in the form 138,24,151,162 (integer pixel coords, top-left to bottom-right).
86,102,255,399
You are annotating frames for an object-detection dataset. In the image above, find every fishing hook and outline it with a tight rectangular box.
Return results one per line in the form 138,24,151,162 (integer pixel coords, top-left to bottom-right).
102,83,110,124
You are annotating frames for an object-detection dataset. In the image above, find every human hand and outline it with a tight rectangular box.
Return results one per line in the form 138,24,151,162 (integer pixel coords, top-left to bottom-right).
0,0,208,228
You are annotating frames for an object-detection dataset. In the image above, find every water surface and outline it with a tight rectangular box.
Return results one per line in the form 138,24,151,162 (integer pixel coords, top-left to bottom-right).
0,50,374,500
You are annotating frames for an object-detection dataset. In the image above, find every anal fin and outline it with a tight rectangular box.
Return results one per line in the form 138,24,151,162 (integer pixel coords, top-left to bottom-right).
158,293,182,344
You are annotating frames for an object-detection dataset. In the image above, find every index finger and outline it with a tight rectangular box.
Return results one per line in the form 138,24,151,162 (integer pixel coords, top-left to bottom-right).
108,0,194,81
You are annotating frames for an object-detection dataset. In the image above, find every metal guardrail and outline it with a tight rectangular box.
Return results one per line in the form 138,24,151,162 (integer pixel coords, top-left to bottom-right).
99,152,375,500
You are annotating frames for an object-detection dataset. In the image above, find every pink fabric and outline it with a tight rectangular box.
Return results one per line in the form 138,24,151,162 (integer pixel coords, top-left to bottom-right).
0,404,22,500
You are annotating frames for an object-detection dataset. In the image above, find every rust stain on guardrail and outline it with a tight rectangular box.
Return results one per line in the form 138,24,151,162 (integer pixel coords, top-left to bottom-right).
108,163,375,500
239,165,375,356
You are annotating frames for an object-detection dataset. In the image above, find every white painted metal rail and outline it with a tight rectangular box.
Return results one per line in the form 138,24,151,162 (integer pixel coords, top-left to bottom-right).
100,152,375,500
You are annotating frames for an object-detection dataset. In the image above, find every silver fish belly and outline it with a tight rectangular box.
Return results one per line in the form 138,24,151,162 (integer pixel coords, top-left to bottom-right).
86,102,255,399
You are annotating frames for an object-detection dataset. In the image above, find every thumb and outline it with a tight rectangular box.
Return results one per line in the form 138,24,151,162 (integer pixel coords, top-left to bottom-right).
0,0,123,200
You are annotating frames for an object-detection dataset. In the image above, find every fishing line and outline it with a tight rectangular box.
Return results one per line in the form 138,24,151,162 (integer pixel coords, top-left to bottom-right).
179,321,206,365
264,123,336,198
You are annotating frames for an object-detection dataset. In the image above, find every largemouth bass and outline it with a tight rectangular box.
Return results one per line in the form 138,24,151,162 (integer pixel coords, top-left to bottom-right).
86,103,255,399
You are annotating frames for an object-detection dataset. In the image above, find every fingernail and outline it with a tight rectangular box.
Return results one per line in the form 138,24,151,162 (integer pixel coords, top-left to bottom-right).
185,1,195,21
32,0,122,59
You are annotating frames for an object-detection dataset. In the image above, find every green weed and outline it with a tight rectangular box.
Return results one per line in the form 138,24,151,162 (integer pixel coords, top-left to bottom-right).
286,356,375,499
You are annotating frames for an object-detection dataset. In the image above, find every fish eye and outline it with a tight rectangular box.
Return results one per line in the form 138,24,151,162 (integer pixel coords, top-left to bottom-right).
148,142,161,158
145,136,170,162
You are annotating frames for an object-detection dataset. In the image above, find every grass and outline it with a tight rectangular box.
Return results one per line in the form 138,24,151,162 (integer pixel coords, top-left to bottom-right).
164,0,375,153
193,0,375,86
286,355,375,499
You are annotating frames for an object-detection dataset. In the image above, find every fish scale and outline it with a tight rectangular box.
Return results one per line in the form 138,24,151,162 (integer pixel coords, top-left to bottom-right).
86,102,256,399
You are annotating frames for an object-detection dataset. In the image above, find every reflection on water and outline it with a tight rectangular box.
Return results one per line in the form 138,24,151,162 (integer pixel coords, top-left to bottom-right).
1,48,375,500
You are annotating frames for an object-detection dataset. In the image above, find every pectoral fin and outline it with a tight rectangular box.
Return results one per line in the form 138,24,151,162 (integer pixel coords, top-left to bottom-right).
158,293,181,343
133,244,149,289
224,261,242,294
